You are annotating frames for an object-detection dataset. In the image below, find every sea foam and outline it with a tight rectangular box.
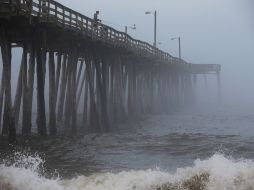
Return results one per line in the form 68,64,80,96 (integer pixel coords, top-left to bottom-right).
1,153,254,190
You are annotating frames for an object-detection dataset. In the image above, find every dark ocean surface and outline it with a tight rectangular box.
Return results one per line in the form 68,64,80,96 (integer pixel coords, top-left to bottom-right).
1,106,254,189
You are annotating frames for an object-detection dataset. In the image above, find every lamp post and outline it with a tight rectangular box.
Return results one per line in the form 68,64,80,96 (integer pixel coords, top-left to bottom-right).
171,36,181,59
125,24,136,34
145,10,157,47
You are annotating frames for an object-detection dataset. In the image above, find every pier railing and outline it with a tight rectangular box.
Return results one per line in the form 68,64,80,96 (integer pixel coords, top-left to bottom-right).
0,0,186,64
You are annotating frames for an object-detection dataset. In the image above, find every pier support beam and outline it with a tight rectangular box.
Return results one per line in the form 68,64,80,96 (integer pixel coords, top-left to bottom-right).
82,69,88,126
0,27,16,143
26,47,35,135
22,44,35,135
64,54,73,131
21,45,29,135
36,46,47,136
86,56,100,132
0,66,5,132
94,53,109,132
13,57,23,128
70,52,78,134
57,54,68,122
48,51,57,135
216,72,221,104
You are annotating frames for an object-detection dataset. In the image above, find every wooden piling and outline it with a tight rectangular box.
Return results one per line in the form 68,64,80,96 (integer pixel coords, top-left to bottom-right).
22,44,36,135
77,61,86,106
57,54,67,122
82,70,88,125
85,56,100,132
36,45,47,136
64,54,72,130
101,57,110,130
55,52,62,104
216,72,221,104
0,67,5,132
109,61,115,123
48,51,57,135
22,45,30,135
26,46,35,134
2,102,8,135
70,51,78,134
76,59,84,89
13,56,23,127
127,62,133,116
0,27,16,143
94,53,109,132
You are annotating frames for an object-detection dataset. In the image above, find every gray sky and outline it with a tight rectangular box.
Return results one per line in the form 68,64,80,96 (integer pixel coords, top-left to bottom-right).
5,0,253,110
58,0,254,107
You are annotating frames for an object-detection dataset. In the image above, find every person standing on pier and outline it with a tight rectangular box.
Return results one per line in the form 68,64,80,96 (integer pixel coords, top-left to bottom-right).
93,11,101,36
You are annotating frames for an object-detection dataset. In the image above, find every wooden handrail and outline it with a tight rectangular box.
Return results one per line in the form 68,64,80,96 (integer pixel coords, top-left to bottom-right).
1,0,187,65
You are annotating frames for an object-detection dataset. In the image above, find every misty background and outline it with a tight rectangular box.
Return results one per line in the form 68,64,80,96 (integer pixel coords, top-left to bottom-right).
54,0,254,111
2,1,254,186
1,0,254,113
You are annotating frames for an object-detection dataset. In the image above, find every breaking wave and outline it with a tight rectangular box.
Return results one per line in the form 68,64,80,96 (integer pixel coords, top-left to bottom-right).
1,152,254,190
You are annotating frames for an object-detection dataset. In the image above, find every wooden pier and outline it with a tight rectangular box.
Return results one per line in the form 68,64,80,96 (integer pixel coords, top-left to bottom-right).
0,0,216,143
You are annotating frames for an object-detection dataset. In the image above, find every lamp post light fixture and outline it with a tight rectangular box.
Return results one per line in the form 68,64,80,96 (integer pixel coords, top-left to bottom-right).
171,36,181,59
145,10,157,47
125,24,136,34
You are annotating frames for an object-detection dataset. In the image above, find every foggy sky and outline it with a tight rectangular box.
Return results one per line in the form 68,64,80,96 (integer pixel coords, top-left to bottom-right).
3,0,254,111
57,0,254,108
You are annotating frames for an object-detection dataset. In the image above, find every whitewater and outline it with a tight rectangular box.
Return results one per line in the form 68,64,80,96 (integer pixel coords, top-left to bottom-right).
2,153,254,190
1,107,254,190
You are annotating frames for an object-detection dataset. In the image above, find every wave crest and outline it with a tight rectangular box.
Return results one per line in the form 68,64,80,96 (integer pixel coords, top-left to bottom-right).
1,153,254,190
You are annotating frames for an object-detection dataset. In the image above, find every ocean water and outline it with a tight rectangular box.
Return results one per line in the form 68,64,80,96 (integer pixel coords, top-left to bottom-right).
1,106,254,190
